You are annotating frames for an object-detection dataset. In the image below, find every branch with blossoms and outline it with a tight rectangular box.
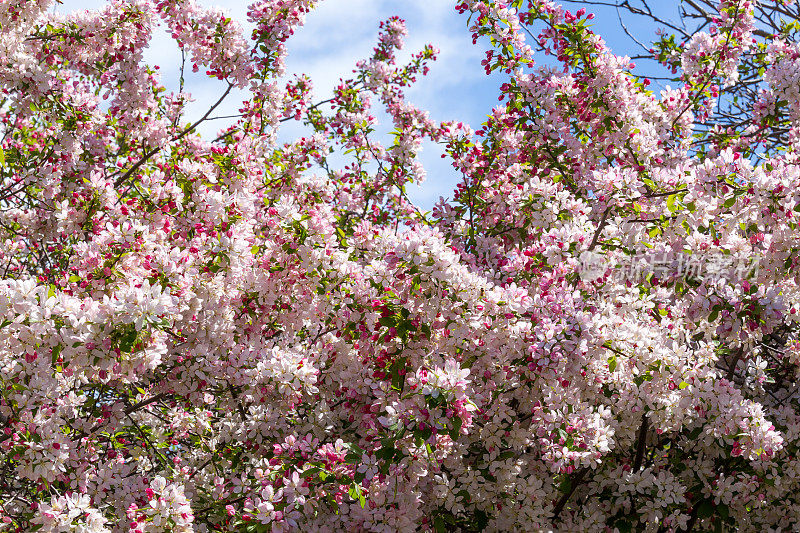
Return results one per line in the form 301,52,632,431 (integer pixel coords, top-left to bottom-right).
0,0,800,531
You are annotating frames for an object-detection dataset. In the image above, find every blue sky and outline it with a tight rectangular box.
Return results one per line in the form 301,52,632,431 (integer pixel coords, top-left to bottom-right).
58,1,684,210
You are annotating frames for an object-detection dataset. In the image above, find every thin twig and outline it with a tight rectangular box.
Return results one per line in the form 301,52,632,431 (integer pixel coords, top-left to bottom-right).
114,83,234,187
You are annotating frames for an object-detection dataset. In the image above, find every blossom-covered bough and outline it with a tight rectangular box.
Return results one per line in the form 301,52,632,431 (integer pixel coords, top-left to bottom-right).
0,0,798,531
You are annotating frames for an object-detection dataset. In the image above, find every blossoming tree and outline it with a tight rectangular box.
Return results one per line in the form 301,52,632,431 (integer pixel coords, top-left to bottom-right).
0,0,798,531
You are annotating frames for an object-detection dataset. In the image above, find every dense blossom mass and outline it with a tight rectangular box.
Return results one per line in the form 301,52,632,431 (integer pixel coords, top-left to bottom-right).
0,0,799,531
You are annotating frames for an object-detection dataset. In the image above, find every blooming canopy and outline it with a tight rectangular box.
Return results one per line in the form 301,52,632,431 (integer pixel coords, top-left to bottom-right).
0,0,799,531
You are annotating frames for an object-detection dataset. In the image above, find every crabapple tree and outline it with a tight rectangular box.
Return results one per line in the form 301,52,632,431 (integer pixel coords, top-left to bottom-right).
0,0,799,532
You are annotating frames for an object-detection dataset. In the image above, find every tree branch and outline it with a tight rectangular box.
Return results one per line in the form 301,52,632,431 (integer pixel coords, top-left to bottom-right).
552,467,589,520
114,83,234,187
633,413,649,471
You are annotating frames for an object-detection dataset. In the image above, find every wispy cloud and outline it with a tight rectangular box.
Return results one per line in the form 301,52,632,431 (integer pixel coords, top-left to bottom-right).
277,0,499,207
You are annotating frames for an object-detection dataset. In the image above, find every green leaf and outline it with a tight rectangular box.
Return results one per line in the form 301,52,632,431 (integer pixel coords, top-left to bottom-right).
390,357,407,392
718,503,730,520
50,344,63,365
377,444,396,462
348,483,366,508
608,355,617,372
688,427,703,439
417,425,432,441
497,449,515,461
615,519,633,533
667,194,677,213
678,381,689,389
697,499,715,519
118,326,138,353
449,416,463,439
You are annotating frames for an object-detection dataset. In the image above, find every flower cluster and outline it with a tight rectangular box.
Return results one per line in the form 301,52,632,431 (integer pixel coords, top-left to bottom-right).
0,0,799,531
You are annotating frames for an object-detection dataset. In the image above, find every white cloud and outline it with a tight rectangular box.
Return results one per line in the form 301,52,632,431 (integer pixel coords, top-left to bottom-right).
276,0,500,208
